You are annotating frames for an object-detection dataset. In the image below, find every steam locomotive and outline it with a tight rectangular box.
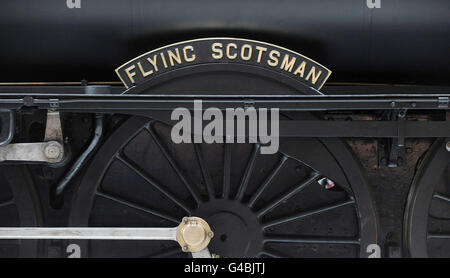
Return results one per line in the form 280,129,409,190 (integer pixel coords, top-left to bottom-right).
0,0,448,258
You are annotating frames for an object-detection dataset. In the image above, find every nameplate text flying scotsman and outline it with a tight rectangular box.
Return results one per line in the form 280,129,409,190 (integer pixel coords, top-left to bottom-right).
115,38,332,90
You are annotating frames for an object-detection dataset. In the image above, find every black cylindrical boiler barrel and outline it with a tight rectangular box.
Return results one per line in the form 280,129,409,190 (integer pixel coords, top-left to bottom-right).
0,0,449,85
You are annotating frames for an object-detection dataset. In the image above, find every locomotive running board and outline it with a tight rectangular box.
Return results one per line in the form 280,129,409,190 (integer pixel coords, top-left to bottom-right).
0,93,448,145
0,93,447,111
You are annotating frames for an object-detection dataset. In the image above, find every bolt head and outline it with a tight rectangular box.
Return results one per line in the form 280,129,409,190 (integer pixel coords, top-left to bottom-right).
208,231,214,238
182,246,189,252
446,141,450,152
44,143,62,159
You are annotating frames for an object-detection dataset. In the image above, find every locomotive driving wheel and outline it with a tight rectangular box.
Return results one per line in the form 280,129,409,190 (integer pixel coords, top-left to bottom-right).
68,116,377,257
68,38,377,257
404,139,450,257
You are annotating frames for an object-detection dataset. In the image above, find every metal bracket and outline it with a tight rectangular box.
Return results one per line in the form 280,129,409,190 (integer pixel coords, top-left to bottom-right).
438,97,449,108
382,109,407,168
44,111,63,142
49,99,60,110
0,141,64,163
396,110,407,147
0,110,64,163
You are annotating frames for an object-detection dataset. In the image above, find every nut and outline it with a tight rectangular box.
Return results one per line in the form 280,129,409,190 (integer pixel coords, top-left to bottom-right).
44,142,62,159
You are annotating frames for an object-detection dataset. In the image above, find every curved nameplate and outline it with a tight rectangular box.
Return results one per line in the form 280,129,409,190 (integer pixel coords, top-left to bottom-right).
115,37,331,91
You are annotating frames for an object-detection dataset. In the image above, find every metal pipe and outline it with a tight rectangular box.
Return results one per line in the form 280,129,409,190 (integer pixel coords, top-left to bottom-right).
0,110,14,147
55,114,104,196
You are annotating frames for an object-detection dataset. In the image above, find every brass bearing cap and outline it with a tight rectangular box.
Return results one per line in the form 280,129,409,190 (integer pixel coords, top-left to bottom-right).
176,216,214,253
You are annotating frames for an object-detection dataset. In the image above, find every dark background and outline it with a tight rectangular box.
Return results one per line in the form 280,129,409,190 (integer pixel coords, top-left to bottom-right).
0,0,449,85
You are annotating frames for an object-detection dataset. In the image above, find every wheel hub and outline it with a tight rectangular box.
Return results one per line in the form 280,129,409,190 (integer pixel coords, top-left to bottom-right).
193,199,263,257
176,216,213,253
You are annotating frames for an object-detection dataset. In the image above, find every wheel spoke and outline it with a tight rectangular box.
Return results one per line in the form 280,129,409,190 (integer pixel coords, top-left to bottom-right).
428,233,450,239
247,156,288,208
258,249,286,258
193,143,215,200
96,191,180,224
145,246,183,258
433,193,450,204
116,153,192,214
222,143,232,199
145,124,202,205
0,199,14,208
257,172,321,218
235,144,260,201
264,235,360,245
262,199,355,229
428,213,450,221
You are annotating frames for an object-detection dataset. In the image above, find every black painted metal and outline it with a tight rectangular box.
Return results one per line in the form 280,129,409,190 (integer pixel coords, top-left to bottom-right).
0,110,14,147
2,85,450,95
55,115,104,197
0,166,42,257
0,94,449,111
0,0,449,85
63,59,379,258
0,21,446,256
68,117,377,257
1,93,450,138
404,139,450,257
